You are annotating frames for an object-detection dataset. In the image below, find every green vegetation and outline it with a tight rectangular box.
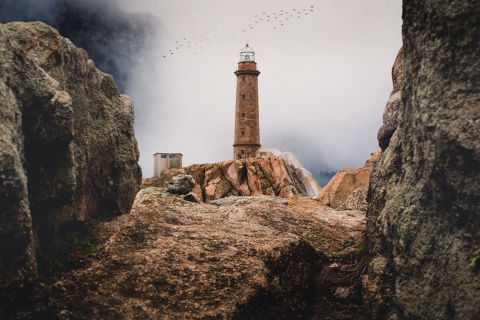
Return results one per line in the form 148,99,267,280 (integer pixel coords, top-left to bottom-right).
470,249,480,272
335,231,370,285
40,222,99,273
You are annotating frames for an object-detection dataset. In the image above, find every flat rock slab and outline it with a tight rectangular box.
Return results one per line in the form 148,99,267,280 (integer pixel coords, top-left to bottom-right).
16,188,365,319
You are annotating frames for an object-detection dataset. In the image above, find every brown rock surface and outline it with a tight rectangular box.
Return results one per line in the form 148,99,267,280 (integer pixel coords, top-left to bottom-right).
0,22,141,314
317,153,381,210
11,188,367,319
364,1,480,319
145,157,305,202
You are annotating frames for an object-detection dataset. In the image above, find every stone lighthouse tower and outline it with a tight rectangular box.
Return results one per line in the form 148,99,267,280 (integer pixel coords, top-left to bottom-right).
233,43,261,159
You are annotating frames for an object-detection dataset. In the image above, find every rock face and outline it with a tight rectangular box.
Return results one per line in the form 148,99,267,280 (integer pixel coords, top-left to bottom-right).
189,157,304,201
317,153,381,211
364,2,480,319
0,22,141,313
150,157,305,202
258,148,323,198
377,48,403,151
12,188,366,319
167,175,195,195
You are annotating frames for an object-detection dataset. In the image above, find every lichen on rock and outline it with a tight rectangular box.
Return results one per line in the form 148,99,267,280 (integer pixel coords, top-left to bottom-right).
0,21,141,314
364,2,480,318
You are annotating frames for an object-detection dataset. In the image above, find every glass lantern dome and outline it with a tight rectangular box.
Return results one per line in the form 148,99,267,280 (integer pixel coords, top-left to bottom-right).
239,43,255,62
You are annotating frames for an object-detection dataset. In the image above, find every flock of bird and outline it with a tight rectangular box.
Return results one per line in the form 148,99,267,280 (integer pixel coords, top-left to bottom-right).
161,4,316,59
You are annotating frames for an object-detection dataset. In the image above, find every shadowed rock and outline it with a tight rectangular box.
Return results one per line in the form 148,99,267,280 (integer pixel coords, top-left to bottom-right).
0,22,141,315
364,2,480,319
377,48,403,151
12,188,366,319
167,175,195,195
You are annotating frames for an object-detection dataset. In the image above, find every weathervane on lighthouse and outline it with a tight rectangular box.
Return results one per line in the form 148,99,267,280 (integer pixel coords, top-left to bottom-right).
233,43,261,159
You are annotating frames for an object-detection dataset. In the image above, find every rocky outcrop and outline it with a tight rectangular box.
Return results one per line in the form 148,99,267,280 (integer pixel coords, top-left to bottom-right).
189,157,305,201
364,2,480,319
377,48,403,151
317,153,381,211
12,188,366,319
0,22,141,313
258,148,323,198
147,157,305,202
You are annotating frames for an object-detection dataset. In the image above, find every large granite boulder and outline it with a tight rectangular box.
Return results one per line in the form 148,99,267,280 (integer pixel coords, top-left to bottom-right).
0,22,141,314
258,148,323,198
317,152,381,211
364,1,480,319
11,188,366,319
188,157,303,201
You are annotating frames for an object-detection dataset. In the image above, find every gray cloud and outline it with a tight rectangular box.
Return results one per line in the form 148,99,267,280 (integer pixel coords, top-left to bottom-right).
120,0,402,177
1,0,403,179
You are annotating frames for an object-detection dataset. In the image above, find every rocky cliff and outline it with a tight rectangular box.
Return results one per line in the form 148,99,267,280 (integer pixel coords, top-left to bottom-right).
147,157,306,202
0,22,141,314
258,148,323,198
317,152,381,211
364,1,480,319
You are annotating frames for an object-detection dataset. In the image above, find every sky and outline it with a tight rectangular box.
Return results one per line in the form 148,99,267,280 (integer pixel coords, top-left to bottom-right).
117,0,403,177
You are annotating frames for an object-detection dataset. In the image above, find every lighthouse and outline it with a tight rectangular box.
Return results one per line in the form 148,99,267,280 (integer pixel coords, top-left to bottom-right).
233,43,261,160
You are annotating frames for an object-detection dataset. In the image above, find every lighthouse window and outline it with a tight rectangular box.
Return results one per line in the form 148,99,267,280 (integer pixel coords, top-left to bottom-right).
169,155,176,159
241,94,245,100
241,112,245,118
161,155,167,159
241,150,245,154
241,131,245,136
242,76,245,81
